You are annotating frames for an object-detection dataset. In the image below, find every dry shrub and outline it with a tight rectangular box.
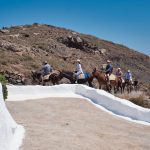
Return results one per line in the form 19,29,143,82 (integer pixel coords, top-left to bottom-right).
117,91,150,108
129,95,145,107
145,84,150,96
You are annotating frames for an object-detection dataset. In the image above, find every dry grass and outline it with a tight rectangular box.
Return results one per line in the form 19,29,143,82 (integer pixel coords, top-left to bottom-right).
145,84,150,96
117,91,150,108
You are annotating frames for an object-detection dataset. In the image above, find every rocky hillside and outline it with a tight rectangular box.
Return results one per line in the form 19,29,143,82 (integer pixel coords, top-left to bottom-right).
0,23,150,85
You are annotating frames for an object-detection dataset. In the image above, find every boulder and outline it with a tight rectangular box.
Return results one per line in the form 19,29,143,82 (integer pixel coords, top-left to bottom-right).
0,29,10,33
99,49,107,55
0,40,30,52
0,70,26,85
57,35,98,52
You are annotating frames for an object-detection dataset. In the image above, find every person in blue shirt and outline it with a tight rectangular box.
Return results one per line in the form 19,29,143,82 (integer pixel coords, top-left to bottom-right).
105,60,113,84
41,61,52,76
105,60,113,74
125,70,132,82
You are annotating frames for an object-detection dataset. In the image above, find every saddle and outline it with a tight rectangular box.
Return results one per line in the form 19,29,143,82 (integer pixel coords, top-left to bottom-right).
105,74,116,81
109,74,116,81
43,70,60,80
43,74,51,80
78,73,85,79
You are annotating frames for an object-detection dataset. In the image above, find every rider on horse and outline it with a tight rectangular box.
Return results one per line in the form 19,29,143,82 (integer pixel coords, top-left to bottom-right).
105,60,113,84
125,70,132,82
41,61,53,77
116,68,123,81
74,59,84,83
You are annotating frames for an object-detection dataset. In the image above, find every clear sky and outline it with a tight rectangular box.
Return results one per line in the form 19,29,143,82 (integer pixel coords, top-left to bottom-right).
0,0,150,56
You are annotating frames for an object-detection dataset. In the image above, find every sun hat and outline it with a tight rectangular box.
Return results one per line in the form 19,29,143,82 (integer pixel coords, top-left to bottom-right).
43,61,47,64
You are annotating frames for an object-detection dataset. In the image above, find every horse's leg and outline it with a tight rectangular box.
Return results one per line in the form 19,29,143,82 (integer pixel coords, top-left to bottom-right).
116,82,120,93
120,84,123,94
56,79,59,85
52,80,55,85
87,78,93,87
108,85,110,93
122,83,125,93
88,81,93,87
136,85,139,92
118,82,122,94
106,84,111,93
99,84,101,89
128,82,132,93
127,84,129,93
117,84,119,92
108,85,111,93
114,86,117,94
130,84,132,93
43,81,46,86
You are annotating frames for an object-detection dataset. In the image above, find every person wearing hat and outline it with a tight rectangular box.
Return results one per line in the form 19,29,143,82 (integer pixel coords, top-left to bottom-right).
125,70,132,82
116,68,123,83
105,60,113,74
74,59,84,82
41,61,53,77
116,68,123,78
105,60,113,84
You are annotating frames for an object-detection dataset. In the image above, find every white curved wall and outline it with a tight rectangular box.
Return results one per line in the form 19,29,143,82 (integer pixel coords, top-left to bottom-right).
0,84,24,150
1,84,150,150
7,84,150,125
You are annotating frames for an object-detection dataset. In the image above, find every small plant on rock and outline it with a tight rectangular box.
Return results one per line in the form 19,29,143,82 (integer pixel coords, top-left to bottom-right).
0,74,8,100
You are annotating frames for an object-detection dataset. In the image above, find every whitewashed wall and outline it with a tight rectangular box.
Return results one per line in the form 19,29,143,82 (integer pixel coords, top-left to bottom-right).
7,84,150,124
0,84,24,150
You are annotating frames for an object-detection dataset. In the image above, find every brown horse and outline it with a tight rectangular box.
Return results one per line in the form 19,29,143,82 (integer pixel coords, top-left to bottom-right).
92,68,123,93
31,70,61,85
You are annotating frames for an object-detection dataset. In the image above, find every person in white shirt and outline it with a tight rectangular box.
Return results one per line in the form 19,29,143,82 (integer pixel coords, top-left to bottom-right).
74,59,84,82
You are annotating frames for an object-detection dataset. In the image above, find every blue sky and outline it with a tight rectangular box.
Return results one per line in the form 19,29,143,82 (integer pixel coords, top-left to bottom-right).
0,0,150,56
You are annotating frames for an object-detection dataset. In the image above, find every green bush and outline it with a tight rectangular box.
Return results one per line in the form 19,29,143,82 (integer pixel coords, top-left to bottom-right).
0,74,8,100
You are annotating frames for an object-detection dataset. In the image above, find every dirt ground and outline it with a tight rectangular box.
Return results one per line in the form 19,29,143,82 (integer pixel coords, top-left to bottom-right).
6,98,150,150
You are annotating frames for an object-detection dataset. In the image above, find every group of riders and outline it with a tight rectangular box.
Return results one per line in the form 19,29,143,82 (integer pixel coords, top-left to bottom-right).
40,59,133,85
105,60,133,84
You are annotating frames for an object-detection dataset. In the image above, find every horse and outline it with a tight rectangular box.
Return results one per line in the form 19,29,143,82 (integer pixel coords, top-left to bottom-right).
58,70,94,87
116,77,124,94
133,79,139,92
31,70,60,85
122,79,133,93
92,68,123,93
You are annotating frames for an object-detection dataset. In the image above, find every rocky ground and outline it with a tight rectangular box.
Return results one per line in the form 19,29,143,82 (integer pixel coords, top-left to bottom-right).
0,24,150,86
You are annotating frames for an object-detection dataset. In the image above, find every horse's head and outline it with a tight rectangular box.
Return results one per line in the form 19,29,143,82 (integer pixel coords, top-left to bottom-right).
92,68,96,75
93,67,97,72
58,70,75,83
92,68,99,77
92,68,106,80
